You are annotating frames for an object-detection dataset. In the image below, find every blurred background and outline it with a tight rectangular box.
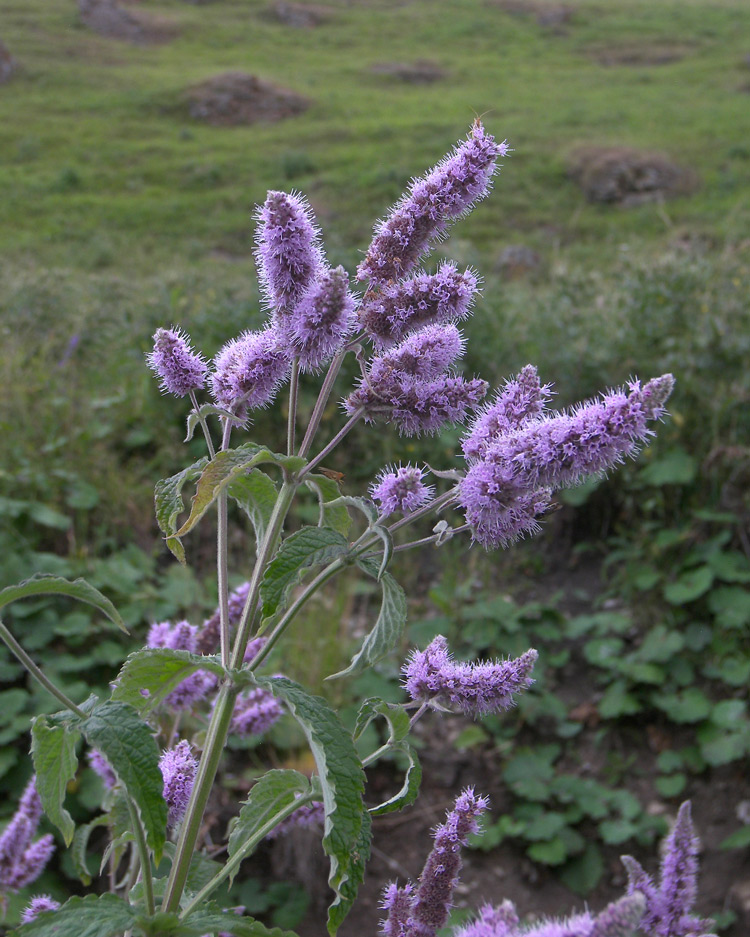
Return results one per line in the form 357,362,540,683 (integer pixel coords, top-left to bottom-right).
1,0,749,933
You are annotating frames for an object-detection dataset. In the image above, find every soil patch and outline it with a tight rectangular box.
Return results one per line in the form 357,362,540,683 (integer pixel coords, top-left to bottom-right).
568,146,697,206
370,59,447,83
77,0,177,43
265,1,334,27
186,72,310,126
487,0,573,30
0,39,18,84
587,40,693,67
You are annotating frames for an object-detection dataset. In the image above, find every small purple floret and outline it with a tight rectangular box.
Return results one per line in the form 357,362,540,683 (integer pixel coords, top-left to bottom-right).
88,749,117,791
22,895,61,923
211,328,291,414
159,740,198,829
147,327,208,397
147,621,213,710
0,777,55,896
371,464,435,517
230,686,284,737
369,325,466,382
283,265,356,372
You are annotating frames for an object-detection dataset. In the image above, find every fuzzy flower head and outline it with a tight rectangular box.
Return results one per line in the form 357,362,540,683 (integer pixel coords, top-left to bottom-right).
159,740,198,829
211,327,291,414
88,749,117,791
283,265,356,371
371,464,435,517
0,777,55,896
197,582,253,655
360,264,479,348
147,621,213,710
403,636,537,717
147,327,208,397
358,122,502,283
230,686,284,737
254,190,324,313
369,324,466,383
22,895,60,924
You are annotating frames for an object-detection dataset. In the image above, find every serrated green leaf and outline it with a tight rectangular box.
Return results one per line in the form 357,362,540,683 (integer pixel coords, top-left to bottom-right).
71,814,109,885
329,561,406,679
259,527,350,626
598,681,641,719
305,475,352,537
184,404,235,443
154,458,209,563
353,698,410,743
13,893,137,937
111,648,224,714
527,836,568,865
663,566,714,605
257,677,370,936
599,818,637,845
30,716,80,845
228,470,279,551
133,911,183,936
81,700,168,863
177,903,297,937
227,769,312,885
175,444,305,538
0,574,126,633
369,743,421,816
651,687,712,724
524,811,567,842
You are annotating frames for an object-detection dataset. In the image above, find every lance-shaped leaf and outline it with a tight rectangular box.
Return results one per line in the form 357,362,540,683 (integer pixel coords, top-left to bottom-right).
30,716,80,845
176,903,297,937
184,404,236,443
305,474,352,537
154,457,209,563
81,700,168,863
257,677,371,936
325,496,392,578
175,444,306,538
111,647,224,714
71,814,109,885
369,743,421,817
13,893,137,937
330,560,406,679
259,526,350,627
354,697,410,744
227,769,313,884
228,469,279,552
0,574,126,633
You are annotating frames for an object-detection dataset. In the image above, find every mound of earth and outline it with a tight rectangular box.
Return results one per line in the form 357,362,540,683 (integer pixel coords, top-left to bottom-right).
0,39,18,84
78,0,176,43
370,59,446,83
568,146,697,206
488,0,572,29
267,1,333,27
588,41,692,67
187,72,310,126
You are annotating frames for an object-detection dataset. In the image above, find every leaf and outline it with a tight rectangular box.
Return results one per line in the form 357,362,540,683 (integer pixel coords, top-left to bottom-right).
30,716,80,845
326,498,392,578
185,404,236,443
81,700,168,863
527,836,568,865
176,903,296,937
259,527,350,626
257,677,370,936
720,825,750,850
639,449,697,486
369,743,421,817
154,458,209,563
559,842,604,895
111,648,224,714
227,769,313,884
655,773,687,797
663,566,714,605
353,698,410,744
175,444,305,538
228,470,279,551
0,574,126,633
305,475,352,537
524,811,567,841
651,688,712,724
13,893,137,937
329,560,406,680
71,814,108,886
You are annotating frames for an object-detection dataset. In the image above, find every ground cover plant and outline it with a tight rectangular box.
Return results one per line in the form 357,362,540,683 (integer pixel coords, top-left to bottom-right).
0,123,722,937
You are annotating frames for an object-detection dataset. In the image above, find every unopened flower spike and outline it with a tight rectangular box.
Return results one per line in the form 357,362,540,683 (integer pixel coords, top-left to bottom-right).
0,777,55,896
211,327,290,414
358,122,503,283
283,265,357,371
371,464,435,517
369,324,466,383
147,327,208,397
22,895,61,923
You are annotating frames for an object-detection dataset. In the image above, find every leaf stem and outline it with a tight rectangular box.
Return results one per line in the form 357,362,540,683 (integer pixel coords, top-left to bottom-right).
299,409,363,479
126,797,155,916
0,619,87,719
188,390,216,459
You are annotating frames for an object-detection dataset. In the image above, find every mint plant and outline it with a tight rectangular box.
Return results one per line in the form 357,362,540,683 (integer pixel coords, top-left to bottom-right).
0,123,715,937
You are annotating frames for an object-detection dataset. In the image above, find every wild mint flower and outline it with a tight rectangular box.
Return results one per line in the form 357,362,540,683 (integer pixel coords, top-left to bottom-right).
0,777,55,895
380,883,415,937
403,636,537,716
462,365,553,461
147,621,213,710
254,190,324,313
622,803,716,937
211,328,290,414
147,327,208,397
159,740,198,830
283,265,356,371
88,749,117,791
266,797,325,839
22,895,61,923
197,582,253,654
230,685,284,737
452,901,519,937
371,464,435,517
369,324,466,382
360,264,479,347
358,122,504,283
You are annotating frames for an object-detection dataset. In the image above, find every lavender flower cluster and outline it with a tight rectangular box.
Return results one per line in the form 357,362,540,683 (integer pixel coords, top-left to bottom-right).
0,777,55,900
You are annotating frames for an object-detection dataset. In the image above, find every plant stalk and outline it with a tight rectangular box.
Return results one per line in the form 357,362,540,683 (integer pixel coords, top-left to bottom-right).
299,409,363,479
126,797,155,916
297,349,346,458
287,358,299,456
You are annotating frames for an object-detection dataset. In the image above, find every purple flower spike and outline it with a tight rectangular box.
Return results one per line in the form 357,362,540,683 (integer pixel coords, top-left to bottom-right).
358,122,502,283
159,740,198,829
462,365,553,461
197,582,253,655
371,464,435,517
88,749,117,791
255,190,324,313
403,636,537,717
147,621,213,710
22,895,61,923
147,327,208,397
380,882,415,937
369,325,466,383
230,686,284,737
211,328,291,414
0,777,55,896
405,789,489,937
589,893,646,937
452,902,520,937
285,266,356,372
361,264,479,348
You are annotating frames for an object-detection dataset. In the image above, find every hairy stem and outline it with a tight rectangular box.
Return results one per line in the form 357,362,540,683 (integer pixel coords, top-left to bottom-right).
126,797,155,916
216,420,234,668
287,358,299,456
299,409,363,479
0,619,87,719
189,390,216,459
297,349,346,458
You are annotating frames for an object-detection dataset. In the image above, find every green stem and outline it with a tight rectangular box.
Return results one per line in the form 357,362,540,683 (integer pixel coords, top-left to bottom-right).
298,349,346,458
178,791,317,919
126,797,155,916
189,390,216,459
216,491,231,668
287,358,299,456
0,619,87,719
298,409,363,480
